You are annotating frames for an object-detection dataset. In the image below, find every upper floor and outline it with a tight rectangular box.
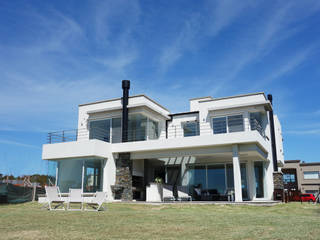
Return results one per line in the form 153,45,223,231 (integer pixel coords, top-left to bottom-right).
45,92,284,164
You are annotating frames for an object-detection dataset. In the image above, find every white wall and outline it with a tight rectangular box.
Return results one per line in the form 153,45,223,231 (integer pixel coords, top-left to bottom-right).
274,115,284,165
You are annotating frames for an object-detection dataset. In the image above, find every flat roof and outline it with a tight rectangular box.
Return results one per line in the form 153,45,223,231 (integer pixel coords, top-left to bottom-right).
199,92,267,103
79,94,170,112
169,111,199,117
189,96,213,101
300,162,320,166
284,160,301,163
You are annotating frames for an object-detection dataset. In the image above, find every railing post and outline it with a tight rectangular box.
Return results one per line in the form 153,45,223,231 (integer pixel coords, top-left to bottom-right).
76,129,78,141
48,133,52,144
62,131,65,142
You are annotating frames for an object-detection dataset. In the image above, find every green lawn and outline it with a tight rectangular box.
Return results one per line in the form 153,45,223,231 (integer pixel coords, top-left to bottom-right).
0,202,319,240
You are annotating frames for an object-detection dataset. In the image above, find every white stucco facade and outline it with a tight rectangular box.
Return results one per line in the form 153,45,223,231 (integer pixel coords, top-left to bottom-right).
43,92,284,202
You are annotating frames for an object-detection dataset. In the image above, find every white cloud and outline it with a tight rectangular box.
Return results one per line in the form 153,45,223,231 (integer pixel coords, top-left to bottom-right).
206,0,255,37
0,139,40,149
286,129,320,135
158,14,202,73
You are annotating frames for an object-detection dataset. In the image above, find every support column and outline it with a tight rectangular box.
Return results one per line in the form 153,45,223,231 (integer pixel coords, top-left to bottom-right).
114,153,132,201
247,161,256,200
232,145,243,202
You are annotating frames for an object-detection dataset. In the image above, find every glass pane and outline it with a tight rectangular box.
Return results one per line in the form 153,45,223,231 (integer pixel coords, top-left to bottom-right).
128,114,147,141
183,122,199,137
47,160,57,186
304,172,319,179
57,159,82,193
212,117,227,134
188,166,206,200
226,164,234,190
112,117,122,143
228,115,244,133
84,159,102,192
148,119,159,140
207,165,226,195
254,162,264,198
250,112,262,130
240,163,248,199
89,119,111,142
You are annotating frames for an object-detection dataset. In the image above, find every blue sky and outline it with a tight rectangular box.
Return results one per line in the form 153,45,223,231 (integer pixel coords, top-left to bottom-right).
0,0,320,176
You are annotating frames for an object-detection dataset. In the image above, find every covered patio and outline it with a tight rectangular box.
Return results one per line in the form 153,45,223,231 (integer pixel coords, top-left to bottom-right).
130,143,271,202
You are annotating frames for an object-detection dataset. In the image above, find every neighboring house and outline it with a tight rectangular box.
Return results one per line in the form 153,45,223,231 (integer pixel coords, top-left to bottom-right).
42,80,284,202
283,160,320,196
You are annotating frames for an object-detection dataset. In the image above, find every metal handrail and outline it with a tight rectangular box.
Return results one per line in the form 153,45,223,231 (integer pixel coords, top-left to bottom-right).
47,120,266,144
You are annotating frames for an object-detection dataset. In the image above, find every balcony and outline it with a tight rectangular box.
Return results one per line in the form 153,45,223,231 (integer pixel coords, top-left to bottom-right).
46,127,159,144
47,119,266,144
167,120,266,139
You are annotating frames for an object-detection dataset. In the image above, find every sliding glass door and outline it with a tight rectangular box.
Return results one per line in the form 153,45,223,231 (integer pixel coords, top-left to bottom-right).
207,164,226,195
84,160,102,193
254,162,264,198
187,163,248,200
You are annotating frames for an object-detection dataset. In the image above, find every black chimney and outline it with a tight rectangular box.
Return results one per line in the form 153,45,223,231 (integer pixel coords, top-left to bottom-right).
267,94,278,172
122,80,130,142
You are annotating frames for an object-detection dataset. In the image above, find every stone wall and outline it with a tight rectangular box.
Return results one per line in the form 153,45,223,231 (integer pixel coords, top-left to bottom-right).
113,153,133,201
273,172,284,190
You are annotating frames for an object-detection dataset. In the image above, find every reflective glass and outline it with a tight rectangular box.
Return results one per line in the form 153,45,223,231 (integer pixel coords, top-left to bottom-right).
84,159,102,192
128,114,147,141
254,162,264,198
57,159,83,193
212,117,227,134
228,115,244,133
207,164,226,195
148,119,159,140
183,122,199,137
89,119,111,142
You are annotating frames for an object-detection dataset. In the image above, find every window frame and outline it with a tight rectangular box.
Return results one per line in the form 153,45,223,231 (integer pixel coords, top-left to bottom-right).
182,121,200,137
212,114,244,134
303,171,319,180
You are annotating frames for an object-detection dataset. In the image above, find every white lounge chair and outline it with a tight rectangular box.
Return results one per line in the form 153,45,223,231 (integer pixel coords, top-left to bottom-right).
177,186,192,201
84,192,107,211
45,186,65,211
163,185,175,202
67,188,83,211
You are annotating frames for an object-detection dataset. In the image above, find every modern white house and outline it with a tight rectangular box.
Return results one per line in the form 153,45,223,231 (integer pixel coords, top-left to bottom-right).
42,80,284,202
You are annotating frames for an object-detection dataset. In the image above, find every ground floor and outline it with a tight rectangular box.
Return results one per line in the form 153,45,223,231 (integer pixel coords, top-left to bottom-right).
48,144,274,201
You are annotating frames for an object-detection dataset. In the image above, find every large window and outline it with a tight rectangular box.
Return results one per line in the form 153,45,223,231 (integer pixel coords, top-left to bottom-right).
57,159,83,193
56,159,103,193
207,165,226,195
304,171,319,180
212,115,244,134
250,112,264,137
89,119,111,142
183,121,200,137
84,160,102,193
283,173,296,184
254,162,264,198
47,160,58,185
187,163,248,200
148,118,159,140
89,114,159,143
112,118,122,143
128,114,147,141
212,117,227,134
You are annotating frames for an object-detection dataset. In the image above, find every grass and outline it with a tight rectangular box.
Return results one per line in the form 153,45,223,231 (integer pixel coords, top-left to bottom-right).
0,202,320,240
